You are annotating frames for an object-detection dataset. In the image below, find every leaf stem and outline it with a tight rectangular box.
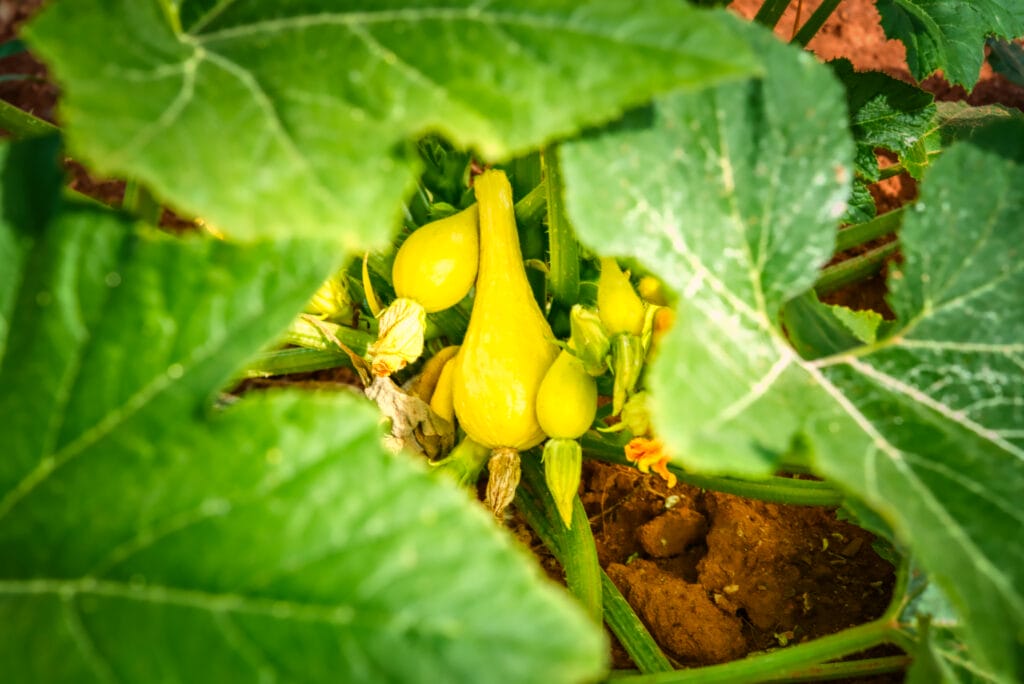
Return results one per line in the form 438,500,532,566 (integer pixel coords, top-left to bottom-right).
877,163,906,181
814,242,899,296
122,180,163,226
582,436,844,507
241,347,353,378
835,208,904,253
283,315,375,355
602,572,675,673
753,0,791,29
0,99,58,139
517,455,604,623
541,148,580,310
157,0,183,34
513,180,548,229
792,0,841,47
608,617,902,683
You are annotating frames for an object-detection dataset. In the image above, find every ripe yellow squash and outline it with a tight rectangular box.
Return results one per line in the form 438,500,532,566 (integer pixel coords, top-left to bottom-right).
392,204,479,313
452,170,558,451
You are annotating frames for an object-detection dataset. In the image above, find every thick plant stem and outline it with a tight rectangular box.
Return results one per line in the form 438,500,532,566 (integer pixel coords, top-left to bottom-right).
835,208,905,252
602,573,674,673
513,180,548,229
582,436,844,507
284,315,376,355
122,180,163,226
541,148,580,310
0,99,58,139
792,0,841,46
241,348,352,378
753,0,791,29
517,456,604,623
610,617,901,683
814,242,899,296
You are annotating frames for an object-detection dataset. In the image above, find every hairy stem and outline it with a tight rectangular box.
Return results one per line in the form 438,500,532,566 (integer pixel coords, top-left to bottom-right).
835,208,904,253
753,0,791,29
541,148,580,310
814,242,899,296
0,99,58,139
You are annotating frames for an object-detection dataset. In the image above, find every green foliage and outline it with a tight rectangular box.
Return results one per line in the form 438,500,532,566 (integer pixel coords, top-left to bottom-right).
24,0,756,246
6,0,1024,681
0,137,606,683
876,0,1024,88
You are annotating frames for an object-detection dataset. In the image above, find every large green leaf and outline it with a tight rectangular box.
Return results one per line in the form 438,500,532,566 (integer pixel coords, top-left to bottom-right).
24,0,756,246
876,0,1024,88
561,19,1024,683
0,139,606,683
562,21,853,476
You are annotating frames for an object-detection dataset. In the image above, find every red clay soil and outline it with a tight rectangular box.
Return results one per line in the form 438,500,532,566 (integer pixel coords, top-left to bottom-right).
5,1,1024,681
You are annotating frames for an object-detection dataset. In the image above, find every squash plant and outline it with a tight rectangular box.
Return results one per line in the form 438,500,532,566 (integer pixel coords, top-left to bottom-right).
1,1,1023,682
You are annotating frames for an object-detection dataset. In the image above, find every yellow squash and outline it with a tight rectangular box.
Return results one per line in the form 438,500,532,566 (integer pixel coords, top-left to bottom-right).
597,257,645,336
392,204,479,313
536,349,598,440
452,170,559,451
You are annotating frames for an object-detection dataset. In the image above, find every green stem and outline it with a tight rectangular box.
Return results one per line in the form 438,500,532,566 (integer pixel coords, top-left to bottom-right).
602,573,674,673
283,316,375,355
517,455,604,623
610,617,901,684
792,0,841,47
877,163,905,181
753,0,791,29
814,241,899,296
0,99,59,139
835,208,904,253
541,148,580,310
582,436,844,507
775,655,910,681
157,0,183,34
513,181,548,229
241,347,352,378
122,180,163,226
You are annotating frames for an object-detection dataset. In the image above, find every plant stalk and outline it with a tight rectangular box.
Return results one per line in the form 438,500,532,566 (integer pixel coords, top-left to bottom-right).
835,208,904,253
610,617,901,683
241,347,353,378
513,180,548,229
792,0,842,47
814,241,899,296
283,315,375,355
753,0,791,29
582,436,844,507
541,148,580,310
517,456,604,623
122,180,164,226
0,99,59,139
602,572,674,674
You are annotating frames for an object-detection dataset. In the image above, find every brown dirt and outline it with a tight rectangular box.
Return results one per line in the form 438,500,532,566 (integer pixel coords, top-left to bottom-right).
6,2,1024,681
571,462,895,671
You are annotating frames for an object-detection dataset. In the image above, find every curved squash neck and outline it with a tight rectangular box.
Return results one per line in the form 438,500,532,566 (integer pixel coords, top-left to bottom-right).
474,170,535,304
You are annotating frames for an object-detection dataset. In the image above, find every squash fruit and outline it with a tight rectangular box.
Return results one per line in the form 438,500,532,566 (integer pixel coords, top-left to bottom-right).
452,169,559,515
367,205,479,376
536,349,598,527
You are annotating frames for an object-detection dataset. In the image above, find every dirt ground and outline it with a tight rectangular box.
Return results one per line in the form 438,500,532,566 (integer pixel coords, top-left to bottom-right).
3,1,1023,680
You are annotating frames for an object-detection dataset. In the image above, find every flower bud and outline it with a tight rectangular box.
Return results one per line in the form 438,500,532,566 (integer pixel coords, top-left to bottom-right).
619,391,651,437
543,438,583,528
367,298,426,376
610,332,645,415
568,305,610,377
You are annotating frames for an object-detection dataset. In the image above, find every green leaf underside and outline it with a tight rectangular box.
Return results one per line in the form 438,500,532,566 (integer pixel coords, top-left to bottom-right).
562,16,1024,682
876,0,1024,88
0,142,605,682
24,0,757,246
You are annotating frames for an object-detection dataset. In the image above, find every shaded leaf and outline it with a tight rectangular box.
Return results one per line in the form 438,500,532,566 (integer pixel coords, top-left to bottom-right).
0,140,607,683
25,0,757,246
562,11,1024,677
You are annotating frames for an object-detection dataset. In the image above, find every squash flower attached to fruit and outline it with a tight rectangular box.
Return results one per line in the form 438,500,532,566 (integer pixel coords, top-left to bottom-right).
367,205,480,376
451,169,559,518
